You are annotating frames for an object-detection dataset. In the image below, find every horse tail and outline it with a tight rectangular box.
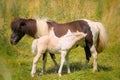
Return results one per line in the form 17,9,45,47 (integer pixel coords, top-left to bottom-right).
96,22,107,53
32,39,38,55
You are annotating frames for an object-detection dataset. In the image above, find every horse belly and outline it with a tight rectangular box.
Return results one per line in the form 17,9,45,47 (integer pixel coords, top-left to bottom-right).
76,38,86,47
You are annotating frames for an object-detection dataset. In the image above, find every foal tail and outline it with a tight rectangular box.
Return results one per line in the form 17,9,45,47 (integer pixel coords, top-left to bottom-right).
96,22,107,53
32,39,38,55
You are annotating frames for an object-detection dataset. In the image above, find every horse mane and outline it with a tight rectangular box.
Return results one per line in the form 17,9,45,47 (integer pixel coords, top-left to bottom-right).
24,19,37,37
35,18,49,38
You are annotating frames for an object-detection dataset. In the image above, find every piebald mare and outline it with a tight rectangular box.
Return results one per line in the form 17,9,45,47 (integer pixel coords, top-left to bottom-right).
10,18,58,74
10,18,107,76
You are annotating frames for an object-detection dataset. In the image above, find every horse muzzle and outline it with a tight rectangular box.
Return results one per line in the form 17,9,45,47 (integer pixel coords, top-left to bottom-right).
10,38,17,45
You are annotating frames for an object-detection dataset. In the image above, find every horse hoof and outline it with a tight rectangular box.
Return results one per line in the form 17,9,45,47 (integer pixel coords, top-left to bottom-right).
55,68,59,73
39,73,43,76
39,71,46,76
82,66,87,70
39,72,44,76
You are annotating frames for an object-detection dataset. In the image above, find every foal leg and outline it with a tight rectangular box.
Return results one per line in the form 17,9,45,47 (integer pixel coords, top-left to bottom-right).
65,54,71,74
58,51,67,76
31,52,42,77
90,45,98,72
49,53,59,73
83,45,91,69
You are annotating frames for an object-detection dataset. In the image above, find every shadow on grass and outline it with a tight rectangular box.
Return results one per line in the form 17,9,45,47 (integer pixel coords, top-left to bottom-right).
46,61,83,74
35,61,112,76
45,62,112,75
88,64,112,72
98,65,112,72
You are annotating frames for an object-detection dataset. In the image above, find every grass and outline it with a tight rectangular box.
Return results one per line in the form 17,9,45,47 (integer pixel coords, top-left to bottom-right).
0,0,120,80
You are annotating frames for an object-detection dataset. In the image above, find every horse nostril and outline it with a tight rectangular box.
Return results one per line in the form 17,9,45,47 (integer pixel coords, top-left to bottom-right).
10,38,15,45
10,39,13,44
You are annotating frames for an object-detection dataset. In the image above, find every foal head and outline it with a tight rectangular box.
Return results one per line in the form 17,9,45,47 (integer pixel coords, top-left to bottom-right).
10,18,37,44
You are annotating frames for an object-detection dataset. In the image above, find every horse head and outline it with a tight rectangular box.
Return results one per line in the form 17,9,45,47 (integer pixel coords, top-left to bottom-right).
10,18,26,45
10,18,37,44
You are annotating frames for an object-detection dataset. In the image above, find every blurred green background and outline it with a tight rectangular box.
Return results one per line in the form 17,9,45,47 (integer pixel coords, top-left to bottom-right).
0,0,120,80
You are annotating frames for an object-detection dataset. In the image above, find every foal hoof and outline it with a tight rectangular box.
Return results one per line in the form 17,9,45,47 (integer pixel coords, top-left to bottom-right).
68,71,71,74
93,69,98,72
58,72,62,77
31,73,35,77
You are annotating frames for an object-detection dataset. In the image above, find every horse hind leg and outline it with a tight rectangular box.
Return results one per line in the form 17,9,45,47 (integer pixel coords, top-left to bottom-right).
49,53,59,73
90,45,98,72
39,52,48,75
40,52,58,75
83,45,91,69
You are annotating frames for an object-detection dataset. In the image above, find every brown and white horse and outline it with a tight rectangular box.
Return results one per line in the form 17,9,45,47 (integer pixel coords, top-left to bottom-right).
10,18,107,76
10,18,58,75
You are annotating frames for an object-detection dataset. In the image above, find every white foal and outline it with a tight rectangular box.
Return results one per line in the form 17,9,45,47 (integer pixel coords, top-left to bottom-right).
31,30,87,77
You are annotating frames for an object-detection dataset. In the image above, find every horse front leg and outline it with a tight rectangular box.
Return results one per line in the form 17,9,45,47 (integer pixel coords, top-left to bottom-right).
40,52,48,75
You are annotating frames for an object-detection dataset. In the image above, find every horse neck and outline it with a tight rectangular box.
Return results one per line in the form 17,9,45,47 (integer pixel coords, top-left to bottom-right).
25,19,37,38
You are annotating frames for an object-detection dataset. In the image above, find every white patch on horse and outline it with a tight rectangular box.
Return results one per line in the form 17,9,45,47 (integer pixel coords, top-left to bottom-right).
83,19,107,53
82,19,99,44
35,18,49,38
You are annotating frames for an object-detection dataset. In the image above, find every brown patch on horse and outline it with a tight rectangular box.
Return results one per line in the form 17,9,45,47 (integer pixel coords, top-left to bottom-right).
47,20,93,45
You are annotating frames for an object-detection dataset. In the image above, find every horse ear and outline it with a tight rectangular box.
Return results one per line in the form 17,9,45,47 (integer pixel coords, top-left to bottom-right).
20,21,26,29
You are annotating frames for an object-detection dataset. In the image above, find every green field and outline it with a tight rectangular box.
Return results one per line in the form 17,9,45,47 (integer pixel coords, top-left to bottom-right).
0,0,120,80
